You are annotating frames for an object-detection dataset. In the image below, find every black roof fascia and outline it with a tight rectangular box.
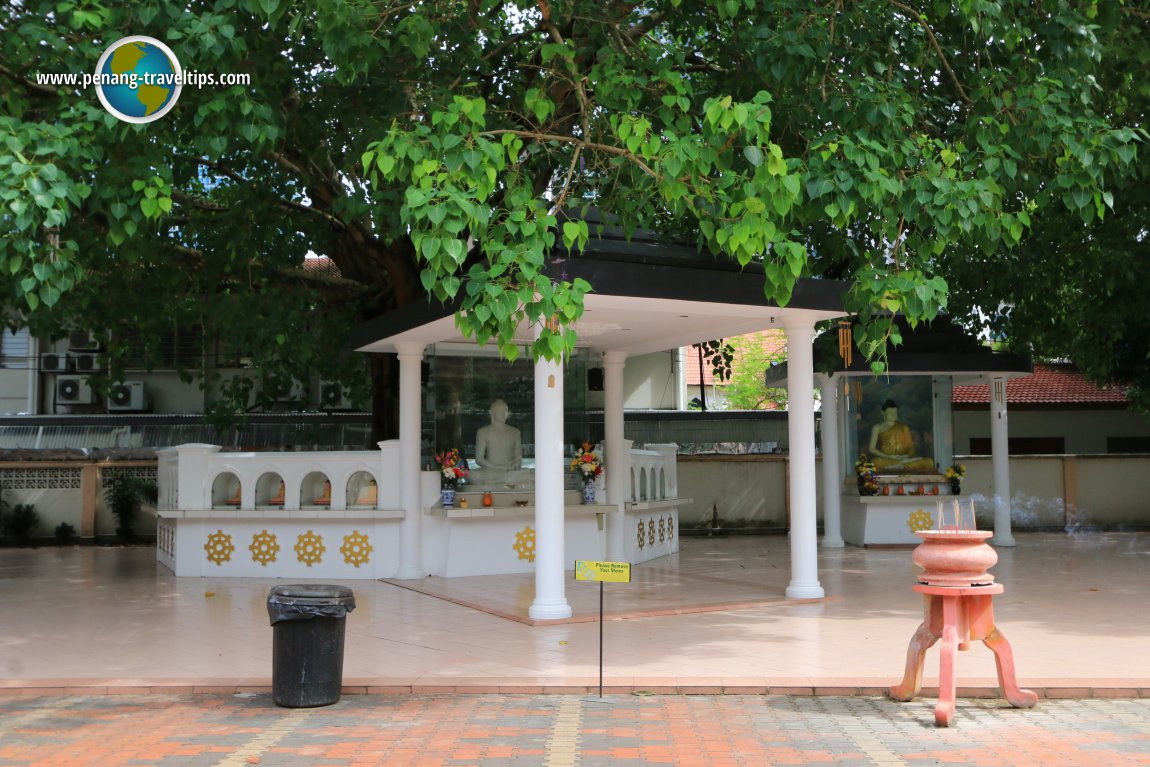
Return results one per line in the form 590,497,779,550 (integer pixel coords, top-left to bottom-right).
349,294,461,352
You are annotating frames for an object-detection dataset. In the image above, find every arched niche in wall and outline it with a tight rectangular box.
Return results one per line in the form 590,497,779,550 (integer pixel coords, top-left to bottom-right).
256,472,285,507
211,472,241,508
302,471,331,507
348,471,379,508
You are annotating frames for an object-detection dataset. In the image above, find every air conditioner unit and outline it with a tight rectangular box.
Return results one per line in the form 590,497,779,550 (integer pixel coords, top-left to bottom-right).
107,381,149,412
271,379,304,402
318,380,351,410
72,352,102,374
68,331,100,350
57,375,94,405
41,352,71,373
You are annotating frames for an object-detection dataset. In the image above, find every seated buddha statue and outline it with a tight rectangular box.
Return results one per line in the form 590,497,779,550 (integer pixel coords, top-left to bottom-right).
867,399,936,474
471,399,523,484
312,480,331,506
266,479,286,506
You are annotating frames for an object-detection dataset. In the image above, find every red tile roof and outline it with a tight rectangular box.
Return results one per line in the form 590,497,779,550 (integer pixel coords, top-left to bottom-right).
951,363,1129,406
301,256,341,277
686,331,787,386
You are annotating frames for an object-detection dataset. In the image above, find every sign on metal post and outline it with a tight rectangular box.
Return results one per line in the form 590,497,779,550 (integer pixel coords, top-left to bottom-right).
574,560,631,698
575,560,631,583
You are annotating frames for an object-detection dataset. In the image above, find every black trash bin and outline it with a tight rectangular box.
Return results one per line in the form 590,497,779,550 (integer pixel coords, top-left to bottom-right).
267,584,356,708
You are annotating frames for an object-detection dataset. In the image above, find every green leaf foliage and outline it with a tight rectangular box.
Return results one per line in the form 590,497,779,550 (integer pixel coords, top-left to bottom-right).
1,0,1145,430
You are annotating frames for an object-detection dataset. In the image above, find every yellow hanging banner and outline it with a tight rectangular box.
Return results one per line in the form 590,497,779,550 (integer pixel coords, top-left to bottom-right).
574,560,631,583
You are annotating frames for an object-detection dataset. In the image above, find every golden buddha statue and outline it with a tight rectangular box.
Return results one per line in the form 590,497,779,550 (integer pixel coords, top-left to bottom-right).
355,478,378,507
867,399,936,474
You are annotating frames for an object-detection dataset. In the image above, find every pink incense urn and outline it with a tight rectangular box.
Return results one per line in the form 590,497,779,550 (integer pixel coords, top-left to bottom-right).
912,530,997,587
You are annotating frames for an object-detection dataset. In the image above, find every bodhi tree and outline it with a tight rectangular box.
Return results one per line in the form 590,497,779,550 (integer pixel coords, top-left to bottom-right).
1,0,1143,437
943,4,1150,411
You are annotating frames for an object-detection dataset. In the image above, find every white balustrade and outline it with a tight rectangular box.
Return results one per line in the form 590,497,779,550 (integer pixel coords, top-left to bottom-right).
155,441,686,578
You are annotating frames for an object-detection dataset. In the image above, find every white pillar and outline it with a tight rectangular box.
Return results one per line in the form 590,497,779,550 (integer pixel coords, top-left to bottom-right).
989,374,1015,547
784,319,825,598
173,443,222,511
27,335,40,414
603,351,629,561
394,342,427,578
817,374,844,548
530,325,572,620
674,347,689,410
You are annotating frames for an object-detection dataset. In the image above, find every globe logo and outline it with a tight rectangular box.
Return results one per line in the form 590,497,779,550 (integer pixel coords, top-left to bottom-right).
94,36,182,124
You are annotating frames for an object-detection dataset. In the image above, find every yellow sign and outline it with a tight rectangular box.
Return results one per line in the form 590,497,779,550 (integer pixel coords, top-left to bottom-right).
574,560,631,583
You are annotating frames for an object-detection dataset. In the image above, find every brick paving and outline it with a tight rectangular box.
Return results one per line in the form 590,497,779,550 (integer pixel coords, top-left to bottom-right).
0,693,1147,767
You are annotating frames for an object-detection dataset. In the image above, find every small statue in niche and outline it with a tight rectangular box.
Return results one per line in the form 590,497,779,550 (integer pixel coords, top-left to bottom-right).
867,399,936,474
355,477,378,506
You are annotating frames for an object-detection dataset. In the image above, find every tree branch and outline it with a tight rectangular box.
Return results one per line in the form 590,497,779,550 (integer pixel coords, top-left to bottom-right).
276,197,347,229
889,0,973,107
265,149,307,176
481,129,657,178
0,63,60,96
190,156,348,229
549,145,582,214
539,6,593,143
171,190,229,212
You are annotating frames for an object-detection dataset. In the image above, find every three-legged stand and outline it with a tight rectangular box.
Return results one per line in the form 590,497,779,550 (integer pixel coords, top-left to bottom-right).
889,584,1037,726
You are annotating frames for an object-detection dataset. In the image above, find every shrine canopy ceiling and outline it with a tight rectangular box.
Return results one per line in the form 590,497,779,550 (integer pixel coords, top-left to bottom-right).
764,315,1033,388
352,218,849,357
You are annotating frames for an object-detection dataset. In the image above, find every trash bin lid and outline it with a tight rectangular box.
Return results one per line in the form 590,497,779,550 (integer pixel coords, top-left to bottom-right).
269,584,354,601
267,584,355,625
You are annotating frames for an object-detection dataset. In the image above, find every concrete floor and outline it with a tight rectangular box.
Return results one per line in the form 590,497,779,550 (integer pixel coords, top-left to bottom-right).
1,531,1147,695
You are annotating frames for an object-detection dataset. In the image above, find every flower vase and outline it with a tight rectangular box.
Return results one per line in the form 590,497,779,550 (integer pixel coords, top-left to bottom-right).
582,480,596,505
950,478,961,495
441,488,456,508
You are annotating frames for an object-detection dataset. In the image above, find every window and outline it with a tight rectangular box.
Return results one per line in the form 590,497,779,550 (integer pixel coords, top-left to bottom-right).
117,325,204,369
968,437,1065,455
0,327,30,369
1106,437,1150,454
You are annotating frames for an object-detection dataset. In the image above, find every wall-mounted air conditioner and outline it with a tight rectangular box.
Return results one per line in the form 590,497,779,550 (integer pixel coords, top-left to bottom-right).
318,380,351,410
107,381,149,412
56,375,94,405
271,379,305,402
41,352,71,373
72,352,102,374
68,331,100,350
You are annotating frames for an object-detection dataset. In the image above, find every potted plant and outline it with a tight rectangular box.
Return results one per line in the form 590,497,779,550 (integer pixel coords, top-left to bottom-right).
435,448,468,507
855,454,879,496
104,474,157,543
1,502,41,546
570,442,604,504
945,463,966,495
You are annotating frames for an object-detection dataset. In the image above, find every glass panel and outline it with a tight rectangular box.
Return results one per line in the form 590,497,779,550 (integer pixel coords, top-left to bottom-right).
424,346,588,492
347,471,378,508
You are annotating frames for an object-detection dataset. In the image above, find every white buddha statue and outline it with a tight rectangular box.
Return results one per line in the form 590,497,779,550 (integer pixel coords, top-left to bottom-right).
472,399,523,484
